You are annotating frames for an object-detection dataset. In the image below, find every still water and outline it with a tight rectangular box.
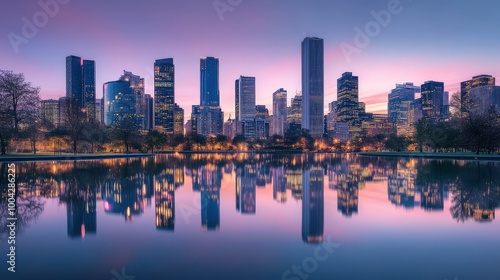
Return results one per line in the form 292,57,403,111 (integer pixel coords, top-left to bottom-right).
1,153,499,280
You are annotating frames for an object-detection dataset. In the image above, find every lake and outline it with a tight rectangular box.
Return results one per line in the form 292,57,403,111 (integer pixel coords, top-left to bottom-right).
1,153,499,280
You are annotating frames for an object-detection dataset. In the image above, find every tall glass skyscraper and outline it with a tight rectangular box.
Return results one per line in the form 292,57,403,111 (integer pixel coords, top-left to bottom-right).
460,75,495,103
200,57,220,107
103,80,138,126
388,83,420,125
66,55,96,121
236,76,256,121
301,37,324,137
154,58,175,134
421,81,445,124
272,88,287,136
337,72,362,137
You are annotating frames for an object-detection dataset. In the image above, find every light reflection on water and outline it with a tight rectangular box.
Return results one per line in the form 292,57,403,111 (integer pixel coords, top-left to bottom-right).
0,153,499,280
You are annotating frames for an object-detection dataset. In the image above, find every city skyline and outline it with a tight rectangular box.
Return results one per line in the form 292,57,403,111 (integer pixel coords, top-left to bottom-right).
2,0,500,121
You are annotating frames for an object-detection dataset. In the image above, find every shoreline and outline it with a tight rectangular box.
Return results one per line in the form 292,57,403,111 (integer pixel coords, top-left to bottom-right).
358,152,500,161
1,151,500,162
0,153,154,162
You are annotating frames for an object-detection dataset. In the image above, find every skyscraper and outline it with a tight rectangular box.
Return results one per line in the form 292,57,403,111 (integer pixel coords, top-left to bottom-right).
421,81,445,123
301,37,324,137
337,72,362,138
174,104,184,135
103,80,138,126
388,83,420,125
272,88,287,136
236,76,256,121
40,99,60,128
154,58,175,134
200,57,220,107
66,55,96,120
120,71,147,130
460,75,495,103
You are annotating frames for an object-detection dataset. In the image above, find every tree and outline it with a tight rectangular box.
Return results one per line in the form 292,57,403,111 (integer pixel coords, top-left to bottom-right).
60,97,86,154
0,70,41,154
82,120,107,153
111,118,141,153
145,130,167,153
415,119,429,153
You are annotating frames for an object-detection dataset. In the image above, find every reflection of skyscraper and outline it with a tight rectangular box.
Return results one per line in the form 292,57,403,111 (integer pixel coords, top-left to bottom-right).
236,165,257,214
273,166,287,203
388,161,416,209
329,161,359,217
66,187,96,239
286,168,303,200
302,166,324,243
201,187,220,230
420,184,444,211
155,168,175,230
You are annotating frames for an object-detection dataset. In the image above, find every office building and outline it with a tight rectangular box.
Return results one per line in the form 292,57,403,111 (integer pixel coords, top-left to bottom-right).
461,75,495,104
154,58,175,134
40,99,60,128
421,81,446,124
388,83,420,125
66,55,96,121
200,57,220,107
191,105,224,136
103,80,139,126
236,76,256,120
301,37,324,137
174,103,184,135
272,88,287,136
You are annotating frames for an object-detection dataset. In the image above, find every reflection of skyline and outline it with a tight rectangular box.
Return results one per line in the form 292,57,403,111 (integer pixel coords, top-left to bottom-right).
155,168,175,231
2,154,500,241
236,165,257,215
302,166,324,244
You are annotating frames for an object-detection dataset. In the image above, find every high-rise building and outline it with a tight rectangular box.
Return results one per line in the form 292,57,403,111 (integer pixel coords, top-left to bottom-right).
40,99,60,128
255,105,269,120
66,55,96,120
337,72,362,138
143,94,154,130
287,92,302,128
326,101,337,138
272,88,287,136
103,80,139,126
461,75,495,104
301,37,324,137
302,165,324,243
154,58,175,134
388,83,420,125
95,98,103,123
236,76,256,120
191,106,224,136
200,57,220,107
421,81,446,124
174,103,184,135
469,85,500,111
120,71,147,130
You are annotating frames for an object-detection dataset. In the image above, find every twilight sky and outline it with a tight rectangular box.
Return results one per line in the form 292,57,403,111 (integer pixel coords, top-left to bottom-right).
1,0,500,119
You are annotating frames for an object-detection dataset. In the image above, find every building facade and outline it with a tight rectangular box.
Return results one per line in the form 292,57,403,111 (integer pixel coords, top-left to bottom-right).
154,58,175,134
66,55,96,121
200,57,220,107
301,37,324,137
272,88,287,136
236,76,256,121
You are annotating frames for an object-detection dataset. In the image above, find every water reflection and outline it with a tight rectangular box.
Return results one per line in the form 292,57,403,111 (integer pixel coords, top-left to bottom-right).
1,154,499,244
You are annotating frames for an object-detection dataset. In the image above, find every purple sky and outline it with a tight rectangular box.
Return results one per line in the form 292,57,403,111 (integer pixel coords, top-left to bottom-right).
2,0,500,119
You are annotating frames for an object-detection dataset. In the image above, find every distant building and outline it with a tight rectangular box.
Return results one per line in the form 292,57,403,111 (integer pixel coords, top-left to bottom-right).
103,80,140,126
66,55,96,121
223,117,237,139
184,120,193,135
255,105,269,120
239,118,269,140
337,72,363,138
143,94,154,130
236,76,256,120
469,85,500,112
272,88,287,136
302,37,324,137
367,114,395,136
191,105,223,136
388,83,420,125
200,57,220,107
95,98,103,123
326,101,337,138
174,104,184,135
40,99,60,128
154,58,175,134
334,122,351,141
421,81,447,124
287,92,302,129
120,71,147,130
461,75,495,105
